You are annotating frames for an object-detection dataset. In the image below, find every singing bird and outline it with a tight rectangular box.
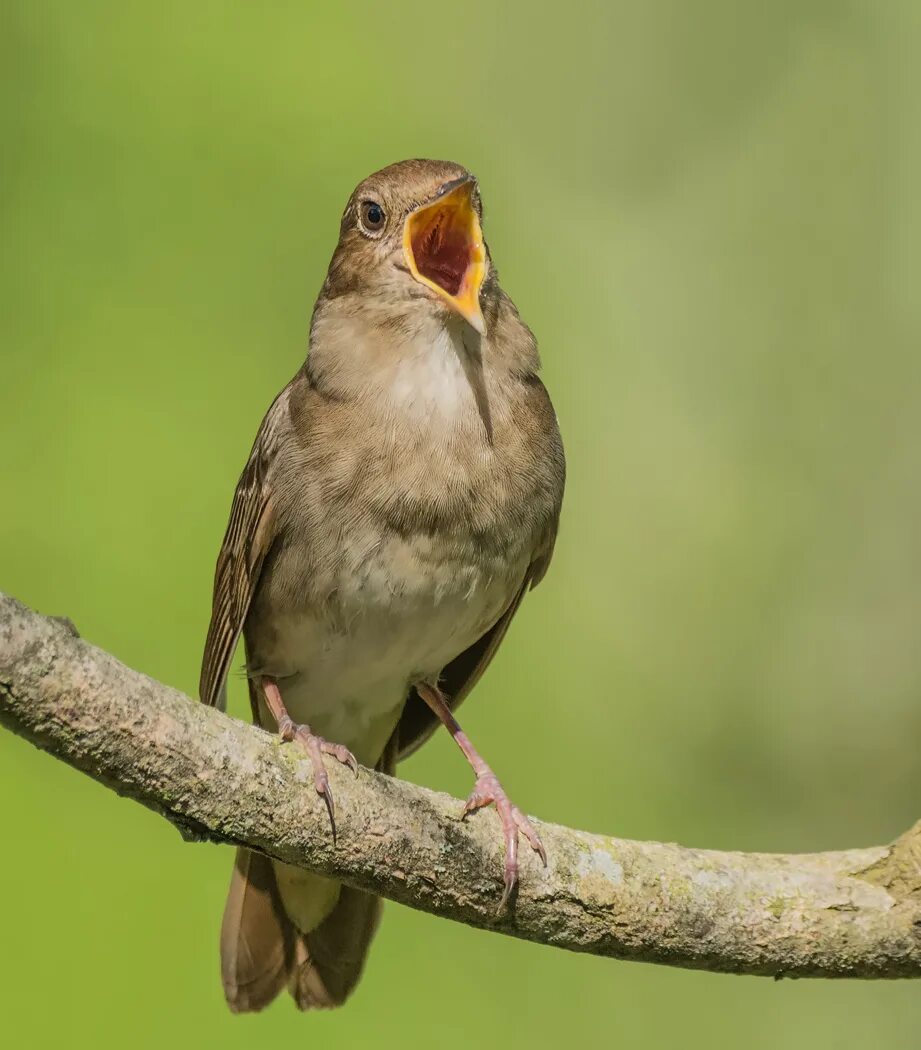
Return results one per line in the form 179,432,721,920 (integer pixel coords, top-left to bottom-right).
200,159,565,1012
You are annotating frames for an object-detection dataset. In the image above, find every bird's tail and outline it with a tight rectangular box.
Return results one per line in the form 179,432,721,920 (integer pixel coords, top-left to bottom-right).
287,880,384,1009
220,847,292,1012
219,735,396,1012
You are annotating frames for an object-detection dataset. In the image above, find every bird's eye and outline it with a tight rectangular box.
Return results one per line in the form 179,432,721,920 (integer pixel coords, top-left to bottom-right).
359,200,386,234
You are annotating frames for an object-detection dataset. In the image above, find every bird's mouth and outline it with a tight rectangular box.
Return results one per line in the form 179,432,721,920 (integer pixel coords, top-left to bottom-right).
403,176,487,334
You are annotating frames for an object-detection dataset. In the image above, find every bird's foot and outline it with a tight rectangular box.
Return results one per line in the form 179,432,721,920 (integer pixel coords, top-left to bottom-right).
462,768,547,912
277,715,358,839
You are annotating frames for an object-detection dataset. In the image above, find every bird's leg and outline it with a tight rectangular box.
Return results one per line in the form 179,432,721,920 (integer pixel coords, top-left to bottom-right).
415,681,547,910
260,676,357,838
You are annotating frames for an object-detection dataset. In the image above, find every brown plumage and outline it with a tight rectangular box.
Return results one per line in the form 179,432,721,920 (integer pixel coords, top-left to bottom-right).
201,159,565,1011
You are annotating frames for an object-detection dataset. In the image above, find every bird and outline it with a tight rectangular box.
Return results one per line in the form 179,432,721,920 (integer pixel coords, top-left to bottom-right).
199,158,565,1012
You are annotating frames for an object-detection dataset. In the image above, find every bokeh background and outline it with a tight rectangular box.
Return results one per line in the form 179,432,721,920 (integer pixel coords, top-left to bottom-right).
2,2,920,1047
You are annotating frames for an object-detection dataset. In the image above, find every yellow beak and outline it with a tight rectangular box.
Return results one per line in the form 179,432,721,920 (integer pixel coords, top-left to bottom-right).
403,177,487,335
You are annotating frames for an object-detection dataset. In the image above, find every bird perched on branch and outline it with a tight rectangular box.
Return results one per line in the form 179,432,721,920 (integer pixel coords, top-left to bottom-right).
200,159,565,1012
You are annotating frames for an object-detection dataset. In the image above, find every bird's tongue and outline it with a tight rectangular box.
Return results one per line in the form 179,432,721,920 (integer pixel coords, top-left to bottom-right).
409,206,471,297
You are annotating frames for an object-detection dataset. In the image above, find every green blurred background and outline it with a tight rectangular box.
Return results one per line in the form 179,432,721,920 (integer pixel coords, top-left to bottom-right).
2,1,920,1046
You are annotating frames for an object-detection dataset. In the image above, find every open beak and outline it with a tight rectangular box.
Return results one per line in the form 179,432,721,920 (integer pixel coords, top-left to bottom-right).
403,176,487,335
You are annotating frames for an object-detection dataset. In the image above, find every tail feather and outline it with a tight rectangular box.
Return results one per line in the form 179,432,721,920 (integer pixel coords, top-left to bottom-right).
220,848,293,1013
289,887,384,1009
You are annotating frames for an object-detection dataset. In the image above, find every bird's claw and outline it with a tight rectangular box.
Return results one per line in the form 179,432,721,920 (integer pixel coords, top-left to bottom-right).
278,720,358,840
462,770,546,913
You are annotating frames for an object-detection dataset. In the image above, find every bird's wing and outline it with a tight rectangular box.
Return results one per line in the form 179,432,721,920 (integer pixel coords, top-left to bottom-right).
199,387,290,710
395,531,558,761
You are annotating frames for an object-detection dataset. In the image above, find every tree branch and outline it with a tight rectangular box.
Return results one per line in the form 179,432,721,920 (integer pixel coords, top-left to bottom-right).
1,590,919,979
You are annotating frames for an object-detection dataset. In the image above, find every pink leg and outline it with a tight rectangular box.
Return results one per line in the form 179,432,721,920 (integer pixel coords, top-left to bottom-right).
261,677,357,839
416,681,546,910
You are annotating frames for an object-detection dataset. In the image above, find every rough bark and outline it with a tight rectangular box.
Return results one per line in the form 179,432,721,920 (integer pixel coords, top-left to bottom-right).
1,589,919,979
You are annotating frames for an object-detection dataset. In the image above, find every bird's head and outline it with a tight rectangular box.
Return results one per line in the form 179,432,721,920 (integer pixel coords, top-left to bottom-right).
324,159,490,336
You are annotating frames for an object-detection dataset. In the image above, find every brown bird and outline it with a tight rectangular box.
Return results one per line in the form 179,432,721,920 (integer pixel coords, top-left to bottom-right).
200,159,565,1012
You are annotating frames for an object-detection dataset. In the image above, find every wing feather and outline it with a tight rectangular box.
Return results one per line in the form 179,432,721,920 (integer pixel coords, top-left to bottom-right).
199,389,289,709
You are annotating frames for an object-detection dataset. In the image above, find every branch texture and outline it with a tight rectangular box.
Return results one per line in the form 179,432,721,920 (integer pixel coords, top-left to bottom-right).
1,590,919,979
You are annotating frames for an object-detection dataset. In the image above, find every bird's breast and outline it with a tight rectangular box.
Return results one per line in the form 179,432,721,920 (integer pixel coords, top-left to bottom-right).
250,522,528,763
245,336,560,758
260,518,529,683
